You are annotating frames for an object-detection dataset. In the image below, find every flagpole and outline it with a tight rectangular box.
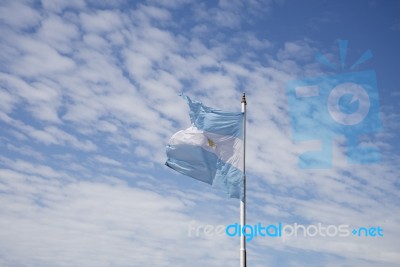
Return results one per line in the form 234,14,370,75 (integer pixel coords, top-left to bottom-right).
240,93,247,267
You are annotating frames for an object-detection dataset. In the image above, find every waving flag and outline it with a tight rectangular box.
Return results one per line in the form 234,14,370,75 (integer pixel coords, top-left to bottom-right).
165,96,244,198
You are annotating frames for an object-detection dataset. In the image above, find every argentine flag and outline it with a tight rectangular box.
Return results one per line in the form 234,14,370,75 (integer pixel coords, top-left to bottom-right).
166,96,244,199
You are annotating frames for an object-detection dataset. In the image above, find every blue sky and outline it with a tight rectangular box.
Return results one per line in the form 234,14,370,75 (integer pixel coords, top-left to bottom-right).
0,0,399,266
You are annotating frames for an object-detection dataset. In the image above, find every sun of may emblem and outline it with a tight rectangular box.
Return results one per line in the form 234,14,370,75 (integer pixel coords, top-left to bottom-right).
207,138,217,149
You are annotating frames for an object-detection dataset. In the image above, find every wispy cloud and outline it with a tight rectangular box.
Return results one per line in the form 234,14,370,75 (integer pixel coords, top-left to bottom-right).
0,0,399,266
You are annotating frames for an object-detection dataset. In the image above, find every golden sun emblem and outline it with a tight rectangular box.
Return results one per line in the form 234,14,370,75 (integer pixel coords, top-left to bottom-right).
207,138,217,149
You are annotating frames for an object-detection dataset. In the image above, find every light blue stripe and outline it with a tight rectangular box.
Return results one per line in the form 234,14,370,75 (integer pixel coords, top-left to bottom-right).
166,143,243,199
183,95,244,139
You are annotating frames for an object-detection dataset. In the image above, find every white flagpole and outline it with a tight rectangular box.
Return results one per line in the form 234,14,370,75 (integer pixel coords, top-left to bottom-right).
240,93,247,267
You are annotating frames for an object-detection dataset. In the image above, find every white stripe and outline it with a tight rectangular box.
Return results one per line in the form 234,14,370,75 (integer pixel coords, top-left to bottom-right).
168,126,243,171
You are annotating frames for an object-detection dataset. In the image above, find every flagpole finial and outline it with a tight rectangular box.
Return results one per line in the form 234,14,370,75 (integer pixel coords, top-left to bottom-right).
241,93,247,105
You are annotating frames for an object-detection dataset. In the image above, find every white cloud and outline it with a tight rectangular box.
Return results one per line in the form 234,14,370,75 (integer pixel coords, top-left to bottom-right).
0,1,41,30
277,40,317,62
135,4,172,21
0,158,66,178
145,0,191,9
0,113,97,151
38,15,80,54
80,10,124,33
0,1,399,266
93,155,122,166
0,167,241,267
2,33,76,77
41,0,86,13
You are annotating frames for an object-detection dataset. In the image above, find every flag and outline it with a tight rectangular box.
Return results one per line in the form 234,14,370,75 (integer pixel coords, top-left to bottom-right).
165,95,244,199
